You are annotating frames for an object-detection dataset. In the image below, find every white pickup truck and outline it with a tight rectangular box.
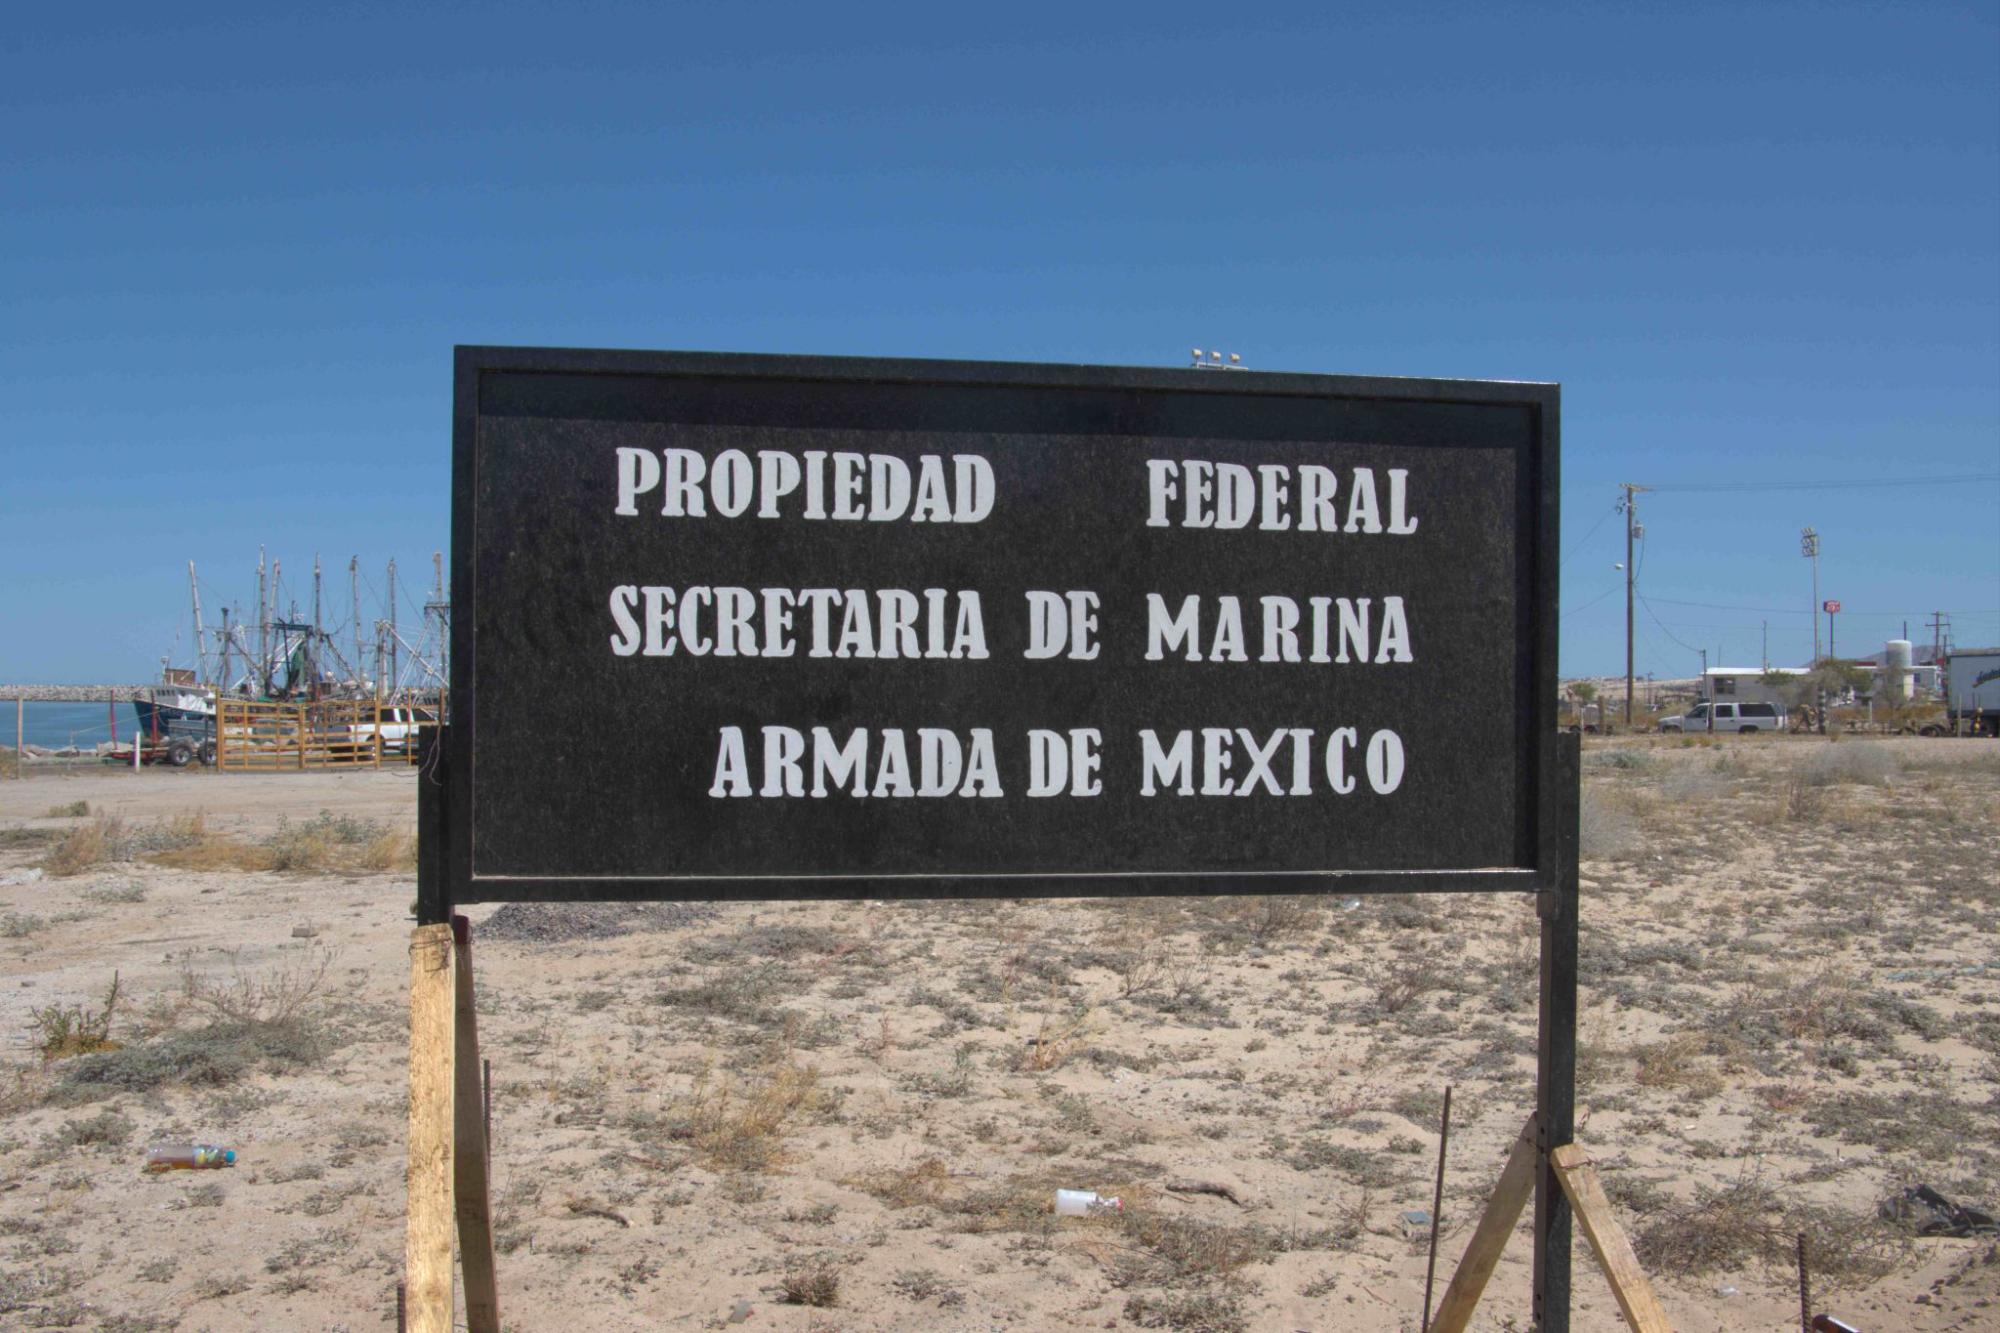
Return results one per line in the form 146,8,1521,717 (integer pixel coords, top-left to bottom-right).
1658,701,1785,734
346,706,437,753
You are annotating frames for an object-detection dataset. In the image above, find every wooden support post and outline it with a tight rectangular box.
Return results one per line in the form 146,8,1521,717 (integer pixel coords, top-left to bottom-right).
1551,1145,1672,1333
404,924,456,1333
1429,1116,1539,1333
1535,731,1582,1331
452,916,500,1332
14,697,22,778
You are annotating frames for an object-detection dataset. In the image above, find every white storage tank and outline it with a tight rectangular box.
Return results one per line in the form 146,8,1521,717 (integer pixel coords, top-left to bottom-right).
1883,639,1915,701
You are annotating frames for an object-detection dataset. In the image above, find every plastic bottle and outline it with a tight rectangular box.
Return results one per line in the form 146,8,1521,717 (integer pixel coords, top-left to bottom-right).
145,1144,234,1171
1054,1189,1122,1217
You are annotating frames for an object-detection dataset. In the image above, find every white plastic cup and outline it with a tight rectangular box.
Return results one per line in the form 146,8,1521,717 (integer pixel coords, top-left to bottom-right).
1054,1189,1121,1217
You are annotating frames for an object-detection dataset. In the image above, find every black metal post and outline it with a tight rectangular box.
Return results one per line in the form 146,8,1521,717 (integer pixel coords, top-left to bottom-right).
416,726,451,926
1533,730,1581,1331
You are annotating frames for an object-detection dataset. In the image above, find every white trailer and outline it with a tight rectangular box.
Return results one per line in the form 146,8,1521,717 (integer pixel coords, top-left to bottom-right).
1943,650,2000,737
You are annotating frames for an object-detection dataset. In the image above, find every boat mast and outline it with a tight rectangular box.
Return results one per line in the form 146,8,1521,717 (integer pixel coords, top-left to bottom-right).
188,561,206,684
269,560,282,695
256,548,268,696
350,556,362,692
387,558,398,702
429,550,447,694
220,606,232,690
312,553,323,698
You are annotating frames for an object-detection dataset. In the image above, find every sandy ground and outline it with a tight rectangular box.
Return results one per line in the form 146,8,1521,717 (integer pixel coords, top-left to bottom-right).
0,738,1996,1331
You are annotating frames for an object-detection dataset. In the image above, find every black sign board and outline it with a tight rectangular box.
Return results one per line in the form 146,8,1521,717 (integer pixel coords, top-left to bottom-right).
447,348,1559,903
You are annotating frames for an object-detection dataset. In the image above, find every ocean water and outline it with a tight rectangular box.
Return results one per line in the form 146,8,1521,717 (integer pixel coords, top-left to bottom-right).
8,700,141,750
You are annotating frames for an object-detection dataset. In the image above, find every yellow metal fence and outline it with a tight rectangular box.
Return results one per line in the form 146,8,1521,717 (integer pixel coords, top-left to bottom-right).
214,698,442,771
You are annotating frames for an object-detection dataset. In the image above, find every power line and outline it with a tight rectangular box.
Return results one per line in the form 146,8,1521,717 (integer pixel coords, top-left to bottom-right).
1637,594,1705,659
1561,585,1621,619
1642,596,2000,618
1559,503,1621,568
1647,472,1997,494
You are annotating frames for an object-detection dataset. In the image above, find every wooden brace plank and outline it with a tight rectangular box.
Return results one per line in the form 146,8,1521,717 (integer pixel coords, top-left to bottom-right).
405,924,457,1333
1551,1144,1672,1333
453,918,501,1333
1428,1115,1539,1333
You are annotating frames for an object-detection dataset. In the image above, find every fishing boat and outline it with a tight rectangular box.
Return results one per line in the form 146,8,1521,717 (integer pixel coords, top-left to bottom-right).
131,680,216,742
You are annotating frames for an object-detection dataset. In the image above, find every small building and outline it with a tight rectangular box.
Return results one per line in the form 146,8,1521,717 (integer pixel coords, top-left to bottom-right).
1703,667,1804,707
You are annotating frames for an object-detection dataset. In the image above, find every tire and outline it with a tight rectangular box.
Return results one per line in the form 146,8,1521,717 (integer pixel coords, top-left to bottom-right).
166,739,195,767
199,739,217,766
1919,725,1945,738
1661,725,1681,734
1739,726,1757,734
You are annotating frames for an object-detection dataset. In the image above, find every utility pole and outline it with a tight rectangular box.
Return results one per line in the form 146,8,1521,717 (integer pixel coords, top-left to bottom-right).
387,558,398,701
1699,648,1711,732
1800,527,1820,664
351,557,362,690
1761,620,1768,672
1619,484,1650,728
1927,610,1947,665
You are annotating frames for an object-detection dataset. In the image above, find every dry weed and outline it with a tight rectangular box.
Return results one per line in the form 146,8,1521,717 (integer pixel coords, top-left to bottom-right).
662,1056,837,1171
42,814,121,876
30,973,123,1060
778,1257,841,1307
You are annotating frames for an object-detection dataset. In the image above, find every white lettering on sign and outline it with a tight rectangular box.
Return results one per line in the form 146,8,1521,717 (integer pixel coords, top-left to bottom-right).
708,726,1004,798
607,444,1440,807
1145,461,1418,534
1144,594,1413,665
1136,727,1408,796
609,586,989,660
615,448,994,523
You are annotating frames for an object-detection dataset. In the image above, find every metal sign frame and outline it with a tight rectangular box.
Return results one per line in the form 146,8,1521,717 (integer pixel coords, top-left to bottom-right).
435,346,1561,911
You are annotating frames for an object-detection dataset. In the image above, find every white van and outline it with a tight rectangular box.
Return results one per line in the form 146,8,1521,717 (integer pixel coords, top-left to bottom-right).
1658,701,1785,734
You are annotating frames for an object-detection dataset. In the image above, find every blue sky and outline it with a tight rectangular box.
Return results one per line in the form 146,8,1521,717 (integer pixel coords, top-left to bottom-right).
3,1,1995,682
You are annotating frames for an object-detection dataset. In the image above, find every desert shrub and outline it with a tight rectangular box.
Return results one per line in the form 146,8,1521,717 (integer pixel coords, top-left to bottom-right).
182,946,335,1028
52,1109,134,1149
656,965,791,1023
1584,749,1655,773
1774,775,1827,823
778,1258,841,1307
42,815,122,876
1637,1172,1908,1286
1124,1286,1249,1332
46,800,89,818
263,810,386,871
55,1019,327,1099
1364,944,1447,1016
81,882,147,904
1579,789,1642,860
1800,743,1896,788
1632,1033,1723,1097
31,973,123,1059
51,950,336,1102
659,1056,838,1171
1662,766,1732,803
1,911,47,937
